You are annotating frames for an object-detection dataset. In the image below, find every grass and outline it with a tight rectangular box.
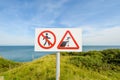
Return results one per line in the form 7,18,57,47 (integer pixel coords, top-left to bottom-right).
0,57,21,73
0,49,120,80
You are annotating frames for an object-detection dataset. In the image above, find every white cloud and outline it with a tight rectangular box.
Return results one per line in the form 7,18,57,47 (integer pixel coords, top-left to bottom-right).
0,31,33,45
83,26,120,45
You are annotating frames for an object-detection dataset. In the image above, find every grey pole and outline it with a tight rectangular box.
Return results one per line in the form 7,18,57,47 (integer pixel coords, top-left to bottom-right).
56,52,60,80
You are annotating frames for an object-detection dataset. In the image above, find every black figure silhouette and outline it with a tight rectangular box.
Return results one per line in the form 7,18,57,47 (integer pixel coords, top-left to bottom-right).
60,37,70,47
43,33,51,46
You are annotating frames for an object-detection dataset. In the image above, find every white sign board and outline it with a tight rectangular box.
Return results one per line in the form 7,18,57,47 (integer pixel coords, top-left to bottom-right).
35,28,82,52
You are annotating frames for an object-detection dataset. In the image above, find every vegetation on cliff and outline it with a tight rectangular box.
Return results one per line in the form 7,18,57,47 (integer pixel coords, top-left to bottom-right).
0,49,120,80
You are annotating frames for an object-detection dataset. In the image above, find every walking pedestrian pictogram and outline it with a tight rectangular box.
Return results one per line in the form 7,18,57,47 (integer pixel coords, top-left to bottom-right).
57,30,79,49
37,30,56,49
43,33,51,46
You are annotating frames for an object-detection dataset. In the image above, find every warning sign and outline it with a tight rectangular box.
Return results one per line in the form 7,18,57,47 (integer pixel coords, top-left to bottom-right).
57,30,79,49
35,28,82,52
37,30,56,49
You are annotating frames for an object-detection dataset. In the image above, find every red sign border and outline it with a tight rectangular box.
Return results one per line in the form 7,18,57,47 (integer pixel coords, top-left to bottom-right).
37,30,56,49
57,30,79,49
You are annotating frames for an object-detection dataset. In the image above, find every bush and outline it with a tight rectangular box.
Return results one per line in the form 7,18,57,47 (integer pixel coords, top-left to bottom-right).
101,49,120,65
68,49,120,71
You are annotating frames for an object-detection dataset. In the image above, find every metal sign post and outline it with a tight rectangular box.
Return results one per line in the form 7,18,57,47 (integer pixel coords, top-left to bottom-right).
56,52,60,80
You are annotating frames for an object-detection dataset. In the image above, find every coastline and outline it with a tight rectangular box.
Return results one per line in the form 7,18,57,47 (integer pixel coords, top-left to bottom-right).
0,48,120,80
0,46,120,62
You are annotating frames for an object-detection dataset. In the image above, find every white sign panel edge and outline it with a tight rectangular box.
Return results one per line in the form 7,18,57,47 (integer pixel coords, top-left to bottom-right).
35,28,82,52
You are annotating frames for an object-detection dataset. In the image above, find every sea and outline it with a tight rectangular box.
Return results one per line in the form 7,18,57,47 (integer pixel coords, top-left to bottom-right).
0,46,120,62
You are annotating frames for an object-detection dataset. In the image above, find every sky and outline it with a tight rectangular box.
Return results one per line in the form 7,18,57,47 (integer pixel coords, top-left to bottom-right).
0,0,120,45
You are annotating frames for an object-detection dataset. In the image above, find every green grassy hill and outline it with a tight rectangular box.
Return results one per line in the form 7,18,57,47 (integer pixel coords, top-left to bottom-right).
0,49,120,80
0,57,21,73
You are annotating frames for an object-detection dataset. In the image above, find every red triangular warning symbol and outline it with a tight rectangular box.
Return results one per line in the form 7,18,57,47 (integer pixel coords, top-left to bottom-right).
57,30,79,49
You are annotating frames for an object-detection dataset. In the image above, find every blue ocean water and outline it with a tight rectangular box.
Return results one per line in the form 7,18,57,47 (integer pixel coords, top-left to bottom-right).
0,46,120,62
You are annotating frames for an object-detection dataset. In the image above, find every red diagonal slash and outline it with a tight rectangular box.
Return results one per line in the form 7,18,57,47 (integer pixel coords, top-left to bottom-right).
37,30,56,49
41,33,53,46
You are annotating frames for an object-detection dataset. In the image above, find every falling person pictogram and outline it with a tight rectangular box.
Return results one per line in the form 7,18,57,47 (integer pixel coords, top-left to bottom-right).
60,37,71,47
43,33,51,46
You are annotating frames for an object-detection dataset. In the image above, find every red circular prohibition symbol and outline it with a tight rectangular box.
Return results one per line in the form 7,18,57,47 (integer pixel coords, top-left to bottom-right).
37,30,56,49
